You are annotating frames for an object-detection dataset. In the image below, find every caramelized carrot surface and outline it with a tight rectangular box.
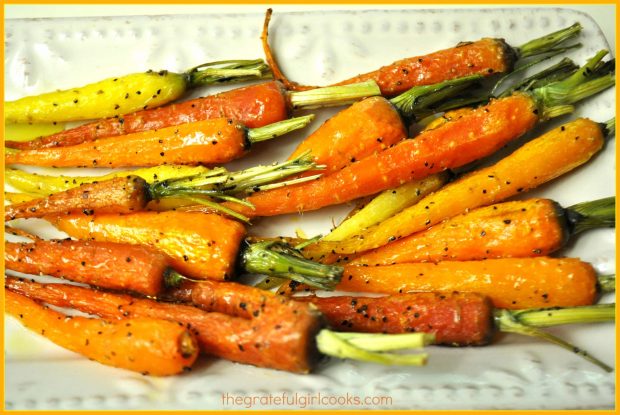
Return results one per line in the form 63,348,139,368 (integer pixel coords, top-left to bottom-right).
8,81,289,150
5,176,149,221
352,199,567,265
49,211,246,280
299,292,495,346
6,278,321,373
6,118,249,168
5,290,198,376
289,96,407,174
227,93,538,217
5,240,169,296
303,117,606,256
338,257,598,309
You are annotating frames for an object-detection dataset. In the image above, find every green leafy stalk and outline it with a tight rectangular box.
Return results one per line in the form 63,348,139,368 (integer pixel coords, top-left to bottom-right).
240,240,343,291
247,115,315,144
316,329,430,366
333,332,435,352
604,118,615,137
496,56,579,98
565,196,615,235
494,308,613,372
516,22,582,58
187,59,272,87
146,151,322,221
508,303,615,328
288,80,381,109
389,74,483,120
532,50,615,119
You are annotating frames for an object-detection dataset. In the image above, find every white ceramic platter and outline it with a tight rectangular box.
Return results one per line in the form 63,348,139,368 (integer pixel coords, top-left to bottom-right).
4,7,616,410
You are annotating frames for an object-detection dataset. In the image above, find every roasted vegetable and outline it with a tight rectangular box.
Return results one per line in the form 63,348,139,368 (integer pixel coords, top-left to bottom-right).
352,197,615,265
7,80,380,150
337,257,603,309
5,59,271,124
303,117,614,257
262,9,582,96
5,289,199,376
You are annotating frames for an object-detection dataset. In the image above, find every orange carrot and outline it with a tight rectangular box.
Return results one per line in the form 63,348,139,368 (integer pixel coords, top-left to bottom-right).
303,117,610,257
5,290,199,376
226,93,539,217
351,197,615,266
5,239,170,296
48,211,246,281
5,115,313,168
5,176,148,221
338,257,599,309
289,96,407,174
262,9,581,96
6,277,324,373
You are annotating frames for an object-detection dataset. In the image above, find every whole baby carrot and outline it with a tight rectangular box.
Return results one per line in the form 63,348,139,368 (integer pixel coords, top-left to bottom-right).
5,115,313,168
351,197,615,266
5,239,171,296
262,9,582,95
5,290,199,376
338,257,602,310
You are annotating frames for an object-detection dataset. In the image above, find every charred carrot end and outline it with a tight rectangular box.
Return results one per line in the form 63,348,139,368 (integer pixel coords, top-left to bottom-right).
302,292,495,346
5,240,169,296
5,290,199,376
5,175,149,222
338,257,598,310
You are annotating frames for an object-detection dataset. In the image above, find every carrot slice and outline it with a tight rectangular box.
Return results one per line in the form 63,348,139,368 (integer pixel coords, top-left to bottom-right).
5,290,198,376
338,257,598,309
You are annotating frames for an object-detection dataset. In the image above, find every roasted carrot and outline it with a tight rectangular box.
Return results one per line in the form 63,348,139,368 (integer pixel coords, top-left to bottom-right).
5,59,271,124
6,80,379,150
6,278,431,371
48,211,246,281
5,290,199,376
5,239,171,296
262,9,581,95
351,197,615,266
5,115,314,168
225,51,614,219
337,257,599,310
304,116,614,257
298,292,614,371
5,153,320,223
5,176,149,221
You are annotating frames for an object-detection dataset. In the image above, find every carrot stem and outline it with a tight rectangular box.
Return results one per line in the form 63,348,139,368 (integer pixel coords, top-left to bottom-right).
598,275,616,293
247,114,315,143
316,329,430,366
507,303,615,328
240,240,343,290
604,118,615,137
332,331,435,352
389,74,483,120
515,22,582,58
186,59,272,87
566,197,615,235
493,308,613,372
496,56,579,98
288,80,381,109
